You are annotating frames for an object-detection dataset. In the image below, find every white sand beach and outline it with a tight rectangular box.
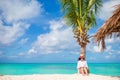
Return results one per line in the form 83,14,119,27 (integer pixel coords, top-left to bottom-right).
0,74,119,80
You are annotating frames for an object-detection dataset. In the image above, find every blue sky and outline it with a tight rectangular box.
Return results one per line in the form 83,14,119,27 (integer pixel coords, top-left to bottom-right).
0,0,120,63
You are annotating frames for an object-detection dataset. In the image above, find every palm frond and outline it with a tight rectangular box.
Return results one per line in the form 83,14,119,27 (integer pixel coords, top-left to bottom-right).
94,4,120,51
61,0,78,29
83,0,102,30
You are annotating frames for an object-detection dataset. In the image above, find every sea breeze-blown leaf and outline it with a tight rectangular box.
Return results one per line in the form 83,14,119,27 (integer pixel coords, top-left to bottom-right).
95,4,120,51
60,0,102,54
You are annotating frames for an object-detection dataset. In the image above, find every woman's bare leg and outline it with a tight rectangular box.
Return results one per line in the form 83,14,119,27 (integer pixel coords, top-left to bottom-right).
83,67,88,75
78,69,80,74
80,68,85,75
78,68,81,74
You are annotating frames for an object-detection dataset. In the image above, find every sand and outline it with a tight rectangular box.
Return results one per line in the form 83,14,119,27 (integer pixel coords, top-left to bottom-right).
0,74,120,80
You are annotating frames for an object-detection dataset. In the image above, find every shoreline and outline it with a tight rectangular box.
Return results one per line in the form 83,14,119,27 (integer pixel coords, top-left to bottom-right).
0,74,120,80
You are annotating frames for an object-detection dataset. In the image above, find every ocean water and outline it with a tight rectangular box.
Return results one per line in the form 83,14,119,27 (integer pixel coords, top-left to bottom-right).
0,63,120,76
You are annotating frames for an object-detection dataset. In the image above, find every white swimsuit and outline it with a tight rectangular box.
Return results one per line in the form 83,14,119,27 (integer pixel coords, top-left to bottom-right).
77,60,88,68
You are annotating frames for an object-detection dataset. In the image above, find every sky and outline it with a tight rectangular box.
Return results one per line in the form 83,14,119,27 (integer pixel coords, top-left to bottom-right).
0,0,120,63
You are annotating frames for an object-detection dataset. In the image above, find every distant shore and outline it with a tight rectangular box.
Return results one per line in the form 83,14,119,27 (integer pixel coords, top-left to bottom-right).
0,74,120,80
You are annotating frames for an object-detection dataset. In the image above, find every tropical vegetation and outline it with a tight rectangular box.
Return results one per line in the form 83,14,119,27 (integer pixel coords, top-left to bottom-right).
60,0,103,56
95,4,120,51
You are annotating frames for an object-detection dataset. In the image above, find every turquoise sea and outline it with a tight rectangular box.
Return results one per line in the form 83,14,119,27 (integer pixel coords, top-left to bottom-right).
0,63,120,76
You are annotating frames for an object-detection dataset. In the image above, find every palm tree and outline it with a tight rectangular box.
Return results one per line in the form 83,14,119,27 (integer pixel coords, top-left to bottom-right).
94,4,120,51
60,0,102,57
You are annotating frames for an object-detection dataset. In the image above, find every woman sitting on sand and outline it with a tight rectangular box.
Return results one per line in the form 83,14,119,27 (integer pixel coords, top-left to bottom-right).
77,54,89,75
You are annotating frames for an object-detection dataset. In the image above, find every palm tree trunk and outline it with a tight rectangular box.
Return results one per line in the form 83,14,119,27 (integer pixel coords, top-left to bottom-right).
80,45,86,57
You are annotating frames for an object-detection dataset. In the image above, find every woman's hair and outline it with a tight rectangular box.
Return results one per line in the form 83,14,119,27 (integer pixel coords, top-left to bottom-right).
78,56,85,60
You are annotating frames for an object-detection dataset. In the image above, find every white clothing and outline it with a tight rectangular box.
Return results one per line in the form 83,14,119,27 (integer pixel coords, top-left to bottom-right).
77,60,88,68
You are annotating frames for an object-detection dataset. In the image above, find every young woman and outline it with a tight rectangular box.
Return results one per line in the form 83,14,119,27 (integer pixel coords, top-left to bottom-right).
77,54,89,75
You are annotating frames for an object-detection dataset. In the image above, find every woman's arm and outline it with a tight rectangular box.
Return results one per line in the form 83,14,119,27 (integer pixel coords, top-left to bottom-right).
77,61,79,68
77,61,80,73
85,61,88,68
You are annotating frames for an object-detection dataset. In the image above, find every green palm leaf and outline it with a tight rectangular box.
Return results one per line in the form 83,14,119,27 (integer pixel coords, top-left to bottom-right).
60,0,102,56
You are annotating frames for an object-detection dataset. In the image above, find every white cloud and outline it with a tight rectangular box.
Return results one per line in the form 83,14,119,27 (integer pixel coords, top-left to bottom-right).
118,51,120,54
105,55,111,59
28,47,37,54
27,18,119,55
105,37,120,44
19,38,29,44
0,22,30,45
18,52,25,56
106,45,112,52
99,0,120,20
91,45,112,53
105,38,114,43
0,0,42,45
88,35,119,53
29,19,79,54
93,46,101,52
0,0,42,23
89,57,96,60
104,54,117,60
